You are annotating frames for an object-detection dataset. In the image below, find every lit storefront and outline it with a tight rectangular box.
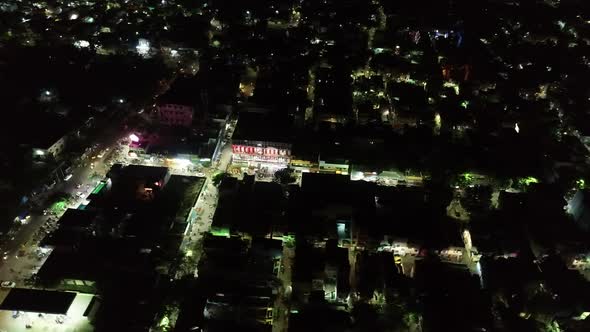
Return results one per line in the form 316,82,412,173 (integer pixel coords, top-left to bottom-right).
231,141,291,169
290,158,319,172
318,159,350,175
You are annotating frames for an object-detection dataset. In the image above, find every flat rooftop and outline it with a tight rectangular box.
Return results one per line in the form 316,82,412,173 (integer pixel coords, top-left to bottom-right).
157,75,202,106
232,110,293,144
159,175,205,221
0,288,76,315
1,105,80,149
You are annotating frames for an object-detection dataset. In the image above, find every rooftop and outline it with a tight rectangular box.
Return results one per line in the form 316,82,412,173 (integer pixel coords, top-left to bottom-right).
232,110,293,144
2,105,79,149
156,75,202,107
0,288,77,315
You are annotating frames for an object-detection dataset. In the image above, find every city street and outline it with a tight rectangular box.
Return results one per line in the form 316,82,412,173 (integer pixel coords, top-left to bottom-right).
0,115,128,288
272,245,294,332
0,105,238,329
175,130,236,278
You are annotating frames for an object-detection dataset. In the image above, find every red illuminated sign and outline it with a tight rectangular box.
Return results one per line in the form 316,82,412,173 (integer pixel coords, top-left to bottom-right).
232,145,290,156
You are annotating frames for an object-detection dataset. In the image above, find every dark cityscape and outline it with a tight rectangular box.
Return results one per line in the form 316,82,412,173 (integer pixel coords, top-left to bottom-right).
1,0,590,331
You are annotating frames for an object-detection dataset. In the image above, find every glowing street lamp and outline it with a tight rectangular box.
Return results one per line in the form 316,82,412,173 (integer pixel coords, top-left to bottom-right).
129,134,140,142
136,39,150,56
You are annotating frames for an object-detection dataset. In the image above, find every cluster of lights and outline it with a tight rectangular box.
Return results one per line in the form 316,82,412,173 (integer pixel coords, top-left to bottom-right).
74,40,90,48
136,39,150,56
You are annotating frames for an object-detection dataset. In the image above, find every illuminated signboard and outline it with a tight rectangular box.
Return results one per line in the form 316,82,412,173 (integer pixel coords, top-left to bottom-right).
232,145,290,157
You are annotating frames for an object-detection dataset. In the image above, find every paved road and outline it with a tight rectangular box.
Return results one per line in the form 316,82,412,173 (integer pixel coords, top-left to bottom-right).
0,114,128,286
174,120,236,278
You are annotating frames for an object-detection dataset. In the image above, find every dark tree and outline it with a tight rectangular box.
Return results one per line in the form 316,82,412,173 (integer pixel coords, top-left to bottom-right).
461,185,492,216
211,172,230,186
274,168,296,185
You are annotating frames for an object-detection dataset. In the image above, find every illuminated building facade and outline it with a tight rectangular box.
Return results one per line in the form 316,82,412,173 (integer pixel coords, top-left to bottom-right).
231,140,291,166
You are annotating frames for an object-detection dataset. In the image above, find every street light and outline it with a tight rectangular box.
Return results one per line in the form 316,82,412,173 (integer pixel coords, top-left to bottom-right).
136,39,150,56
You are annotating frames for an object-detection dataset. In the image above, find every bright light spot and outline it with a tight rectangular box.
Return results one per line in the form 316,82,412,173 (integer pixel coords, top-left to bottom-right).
172,158,192,166
74,40,90,48
84,17,94,23
519,176,539,187
185,250,193,257
129,134,140,142
69,13,79,20
44,90,51,96
170,49,178,57
136,38,150,56
462,230,472,250
515,123,520,133
39,247,51,254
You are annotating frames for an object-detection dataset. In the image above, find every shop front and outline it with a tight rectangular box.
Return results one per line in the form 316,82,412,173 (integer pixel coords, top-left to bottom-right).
231,142,291,176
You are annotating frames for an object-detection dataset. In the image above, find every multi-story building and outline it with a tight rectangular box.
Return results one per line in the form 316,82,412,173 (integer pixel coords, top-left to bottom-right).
231,110,293,170
156,104,194,127
33,135,68,160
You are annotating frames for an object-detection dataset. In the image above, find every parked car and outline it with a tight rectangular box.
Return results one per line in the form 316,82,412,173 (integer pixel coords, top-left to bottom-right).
1,281,15,288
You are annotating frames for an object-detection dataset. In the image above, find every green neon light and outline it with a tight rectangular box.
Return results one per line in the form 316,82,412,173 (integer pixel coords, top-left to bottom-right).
51,201,66,213
211,227,230,237
92,182,106,194
518,176,539,187
462,172,474,182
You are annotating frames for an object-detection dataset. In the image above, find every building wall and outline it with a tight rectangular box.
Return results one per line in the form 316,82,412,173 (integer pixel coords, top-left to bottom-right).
231,141,291,165
34,136,67,160
47,136,67,157
318,160,349,175
157,104,194,127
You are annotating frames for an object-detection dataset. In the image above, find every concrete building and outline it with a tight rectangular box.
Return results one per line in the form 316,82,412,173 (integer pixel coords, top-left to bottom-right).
231,111,293,169
24,112,76,160
568,189,590,231
156,104,194,127
155,75,207,128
